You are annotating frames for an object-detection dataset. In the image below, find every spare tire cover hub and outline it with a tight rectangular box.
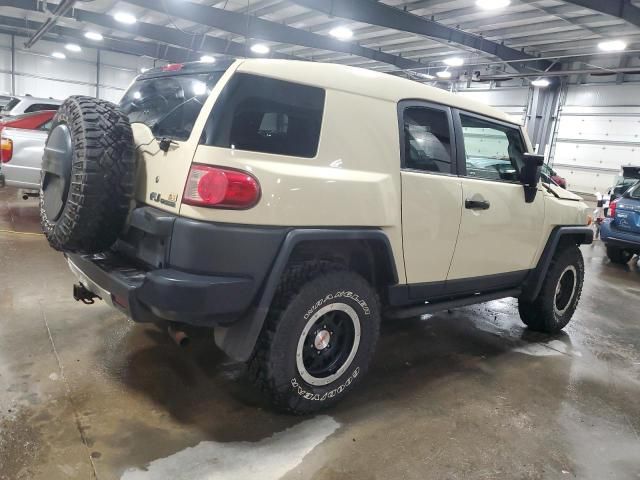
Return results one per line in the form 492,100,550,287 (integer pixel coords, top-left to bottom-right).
42,124,73,222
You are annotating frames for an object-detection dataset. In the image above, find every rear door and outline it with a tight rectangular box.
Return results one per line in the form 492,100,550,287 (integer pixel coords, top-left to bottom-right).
398,101,463,298
614,185,640,234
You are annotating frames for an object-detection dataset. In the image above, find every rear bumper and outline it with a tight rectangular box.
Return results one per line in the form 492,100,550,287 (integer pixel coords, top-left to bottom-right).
600,220,640,250
67,254,255,326
67,206,288,327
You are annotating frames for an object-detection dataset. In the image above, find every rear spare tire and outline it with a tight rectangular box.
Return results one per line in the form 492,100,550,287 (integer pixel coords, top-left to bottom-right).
40,96,135,253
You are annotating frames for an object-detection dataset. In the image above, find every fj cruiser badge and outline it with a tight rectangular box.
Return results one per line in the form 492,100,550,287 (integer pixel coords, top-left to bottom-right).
150,192,177,208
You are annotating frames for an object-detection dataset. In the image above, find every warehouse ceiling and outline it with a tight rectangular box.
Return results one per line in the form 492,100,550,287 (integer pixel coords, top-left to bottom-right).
1,0,640,78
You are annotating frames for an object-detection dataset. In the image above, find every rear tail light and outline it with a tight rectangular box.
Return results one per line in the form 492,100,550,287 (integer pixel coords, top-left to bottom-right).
0,137,12,163
609,199,618,218
182,164,260,209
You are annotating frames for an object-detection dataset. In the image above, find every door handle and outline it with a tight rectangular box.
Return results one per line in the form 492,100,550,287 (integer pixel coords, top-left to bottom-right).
465,198,491,210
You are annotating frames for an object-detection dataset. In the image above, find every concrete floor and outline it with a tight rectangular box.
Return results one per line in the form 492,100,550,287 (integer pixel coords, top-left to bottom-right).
1,186,640,480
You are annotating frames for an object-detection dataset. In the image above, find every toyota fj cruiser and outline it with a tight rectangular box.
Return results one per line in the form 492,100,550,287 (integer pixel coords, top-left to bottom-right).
40,59,592,414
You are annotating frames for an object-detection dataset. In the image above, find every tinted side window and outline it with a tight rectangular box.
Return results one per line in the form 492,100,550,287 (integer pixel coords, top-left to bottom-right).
403,107,452,173
204,73,325,158
24,104,59,113
460,114,525,182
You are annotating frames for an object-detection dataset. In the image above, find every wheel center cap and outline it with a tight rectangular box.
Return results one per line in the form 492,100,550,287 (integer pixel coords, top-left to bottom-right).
314,329,331,350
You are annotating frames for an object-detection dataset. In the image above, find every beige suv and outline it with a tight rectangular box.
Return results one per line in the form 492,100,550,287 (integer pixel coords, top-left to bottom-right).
40,59,592,414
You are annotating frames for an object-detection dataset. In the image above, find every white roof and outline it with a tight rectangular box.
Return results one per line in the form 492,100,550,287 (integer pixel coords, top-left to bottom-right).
236,59,517,125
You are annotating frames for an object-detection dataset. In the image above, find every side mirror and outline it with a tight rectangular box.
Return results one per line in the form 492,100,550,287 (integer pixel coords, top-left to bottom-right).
521,153,544,203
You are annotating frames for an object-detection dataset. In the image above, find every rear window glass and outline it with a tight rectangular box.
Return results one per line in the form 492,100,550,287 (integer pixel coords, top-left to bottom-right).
24,103,59,113
119,71,226,141
202,73,325,158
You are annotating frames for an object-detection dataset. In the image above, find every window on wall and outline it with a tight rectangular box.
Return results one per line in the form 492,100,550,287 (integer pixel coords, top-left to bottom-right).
402,107,452,173
203,73,325,158
460,114,525,182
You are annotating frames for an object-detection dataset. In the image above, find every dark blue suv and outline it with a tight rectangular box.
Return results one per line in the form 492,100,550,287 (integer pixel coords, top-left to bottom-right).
601,182,640,264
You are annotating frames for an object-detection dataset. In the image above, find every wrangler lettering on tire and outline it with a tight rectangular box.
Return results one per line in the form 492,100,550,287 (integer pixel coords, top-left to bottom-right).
248,261,380,414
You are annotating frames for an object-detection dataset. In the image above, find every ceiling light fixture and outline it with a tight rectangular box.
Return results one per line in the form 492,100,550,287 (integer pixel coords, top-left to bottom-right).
598,40,627,52
65,43,81,52
200,55,216,63
114,12,137,24
436,71,452,79
476,0,511,10
531,78,550,88
251,43,270,54
329,26,354,41
444,57,464,67
51,52,66,59
84,31,103,41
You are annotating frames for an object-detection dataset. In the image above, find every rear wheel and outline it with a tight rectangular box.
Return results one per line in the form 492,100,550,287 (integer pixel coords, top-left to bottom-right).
606,245,634,265
519,245,584,333
248,262,380,414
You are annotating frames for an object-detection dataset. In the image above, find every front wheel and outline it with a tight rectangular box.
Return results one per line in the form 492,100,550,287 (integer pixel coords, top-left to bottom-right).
606,245,634,264
519,245,584,333
248,262,380,414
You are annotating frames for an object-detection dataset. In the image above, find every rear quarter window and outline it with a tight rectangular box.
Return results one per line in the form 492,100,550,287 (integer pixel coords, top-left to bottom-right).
202,73,325,158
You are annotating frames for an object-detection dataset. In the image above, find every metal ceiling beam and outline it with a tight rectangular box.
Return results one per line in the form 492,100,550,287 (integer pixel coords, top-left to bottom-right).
288,0,552,72
0,15,188,63
0,0,298,61
124,0,424,70
559,0,640,28
24,0,76,48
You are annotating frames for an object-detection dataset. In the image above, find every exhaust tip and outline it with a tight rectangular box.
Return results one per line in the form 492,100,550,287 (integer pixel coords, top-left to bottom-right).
167,323,190,348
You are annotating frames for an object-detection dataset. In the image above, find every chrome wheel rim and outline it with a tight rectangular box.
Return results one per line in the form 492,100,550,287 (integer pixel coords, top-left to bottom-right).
296,303,361,387
554,265,577,316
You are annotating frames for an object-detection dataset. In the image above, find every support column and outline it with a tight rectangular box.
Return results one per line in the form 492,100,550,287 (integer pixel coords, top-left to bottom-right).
525,83,562,157
96,49,101,98
10,35,16,95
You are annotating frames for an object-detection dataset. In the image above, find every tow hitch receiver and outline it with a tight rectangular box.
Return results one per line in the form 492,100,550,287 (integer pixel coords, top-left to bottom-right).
73,283,98,305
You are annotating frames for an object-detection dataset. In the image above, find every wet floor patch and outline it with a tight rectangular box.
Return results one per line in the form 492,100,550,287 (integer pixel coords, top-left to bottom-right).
120,416,340,480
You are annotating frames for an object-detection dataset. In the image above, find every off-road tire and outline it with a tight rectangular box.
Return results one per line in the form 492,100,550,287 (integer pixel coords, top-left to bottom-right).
40,96,135,253
248,261,380,414
518,245,584,333
606,245,633,265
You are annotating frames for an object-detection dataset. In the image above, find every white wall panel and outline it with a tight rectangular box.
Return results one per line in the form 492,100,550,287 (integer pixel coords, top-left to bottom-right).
0,74,11,94
15,76,94,98
456,87,529,124
0,32,145,103
551,84,640,194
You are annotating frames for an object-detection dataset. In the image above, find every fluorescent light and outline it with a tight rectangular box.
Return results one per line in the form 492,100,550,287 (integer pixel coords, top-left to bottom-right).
436,71,452,79
65,43,81,52
200,55,216,63
598,40,627,52
476,0,511,10
444,57,464,67
51,52,66,59
531,78,550,88
251,43,270,54
114,12,137,24
329,26,353,41
84,31,103,41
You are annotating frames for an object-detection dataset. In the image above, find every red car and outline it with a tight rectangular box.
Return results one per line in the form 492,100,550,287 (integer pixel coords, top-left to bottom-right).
0,110,56,136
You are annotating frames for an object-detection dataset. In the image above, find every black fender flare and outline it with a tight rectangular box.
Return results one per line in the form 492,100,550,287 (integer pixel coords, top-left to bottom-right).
214,228,398,361
520,226,593,302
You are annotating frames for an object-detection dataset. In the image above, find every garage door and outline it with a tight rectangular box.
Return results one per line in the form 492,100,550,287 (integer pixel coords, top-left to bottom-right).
457,87,530,124
551,84,640,194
